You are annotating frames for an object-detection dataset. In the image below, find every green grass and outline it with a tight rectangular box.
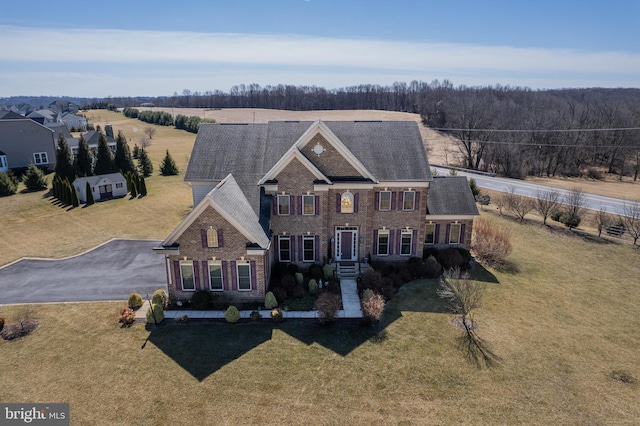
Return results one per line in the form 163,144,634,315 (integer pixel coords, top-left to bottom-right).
1,212,639,425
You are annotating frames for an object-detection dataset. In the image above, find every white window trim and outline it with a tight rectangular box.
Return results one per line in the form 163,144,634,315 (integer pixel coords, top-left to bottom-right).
207,227,219,248
402,191,416,211
180,262,195,291
303,235,315,262
0,155,7,169
33,152,49,165
377,230,390,256
425,223,435,245
400,230,413,256
379,191,391,211
449,223,461,245
279,236,291,262
208,261,224,291
278,194,291,216
341,191,354,214
236,262,252,291
302,194,315,216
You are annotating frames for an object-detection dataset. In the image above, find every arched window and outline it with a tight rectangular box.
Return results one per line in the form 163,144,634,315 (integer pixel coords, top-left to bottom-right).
341,191,354,213
207,227,219,247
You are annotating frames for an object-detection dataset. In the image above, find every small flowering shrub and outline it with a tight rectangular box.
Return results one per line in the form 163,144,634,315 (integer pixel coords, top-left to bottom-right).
360,289,385,324
127,293,143,309
225,306,240,323
271,308,283,323
119,307,136,326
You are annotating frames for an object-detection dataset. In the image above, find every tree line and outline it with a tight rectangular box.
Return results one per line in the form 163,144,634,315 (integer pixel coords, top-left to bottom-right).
122,107,215,133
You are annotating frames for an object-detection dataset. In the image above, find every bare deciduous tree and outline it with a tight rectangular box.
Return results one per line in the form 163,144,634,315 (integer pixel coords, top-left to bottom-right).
564,187,587,230
509,194,535,222
139,137,151,148
437,267,483,327
535,189,561,225
622,200,640,246
143,127,156,140
494,193,507,215
593,208,612,238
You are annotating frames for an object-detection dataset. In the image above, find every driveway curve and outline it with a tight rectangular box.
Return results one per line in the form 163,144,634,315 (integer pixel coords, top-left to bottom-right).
0,239,166,305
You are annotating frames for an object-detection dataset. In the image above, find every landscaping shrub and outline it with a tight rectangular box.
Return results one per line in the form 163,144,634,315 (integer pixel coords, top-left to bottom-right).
1,312,39,341
271,262,289,280
586,167,603,180
424,255,443,278
398,267,413,284
309,264,323,281
281,274,296,296
550,209,563,222
23,164,48,191
191,290,213,310
308,279,318,295
272,287,287,304
152,289,168,309
291,283,306,299
456,247,472,265
407,257,424,279
382,284,395,300
146,304,164,324
264,291,278,309
323,264,335,280
326,279,341,295
359,269,383,294
437,247,468,270
225,306,240,323
118,307,136,326
423,247,439,260
127,293,143,309
295,272,304,285
286,263,299,274
560,212,581,228
476,194,491,206
211,293,228,310
0,173,18,197
250,310,262,321
470,217,512,267
315,292,342,324
361,289,385,323
271,308,283,323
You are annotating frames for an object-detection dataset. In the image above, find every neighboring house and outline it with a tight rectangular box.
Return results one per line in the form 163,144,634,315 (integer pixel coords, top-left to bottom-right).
49,100,79,114
0,150,8,173
73,173,128,202
61,112,87,131
0,110,24,120
27,108,60,125
9,104,34,116
70,130,116,156
0,119,56,170
155,120,479,304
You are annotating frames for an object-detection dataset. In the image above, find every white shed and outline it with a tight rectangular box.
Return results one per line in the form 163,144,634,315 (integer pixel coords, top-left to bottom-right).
74,173,128,202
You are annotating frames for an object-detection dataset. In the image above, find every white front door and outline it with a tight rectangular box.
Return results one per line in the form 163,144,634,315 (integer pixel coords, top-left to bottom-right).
335,227,358,261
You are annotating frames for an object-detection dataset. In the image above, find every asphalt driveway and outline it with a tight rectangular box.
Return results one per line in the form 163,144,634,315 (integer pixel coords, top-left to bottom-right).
0,239,166,305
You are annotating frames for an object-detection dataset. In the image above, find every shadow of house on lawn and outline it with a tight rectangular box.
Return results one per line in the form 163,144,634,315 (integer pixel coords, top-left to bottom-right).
145,272,502,381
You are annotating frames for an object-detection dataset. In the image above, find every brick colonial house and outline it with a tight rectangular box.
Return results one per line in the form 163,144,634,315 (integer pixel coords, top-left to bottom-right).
155,120,478,304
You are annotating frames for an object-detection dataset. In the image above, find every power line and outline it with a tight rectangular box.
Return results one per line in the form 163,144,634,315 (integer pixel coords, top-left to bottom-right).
434,138,640,149
431,127,640,133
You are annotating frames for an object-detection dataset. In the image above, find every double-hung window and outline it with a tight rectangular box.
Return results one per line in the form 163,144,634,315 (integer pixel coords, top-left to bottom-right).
180,262,195,291
278,195,290,215
425,223,435,245
33,152,48,165
279,236,291,262
303,195,315,215
379,191,391,211
400,230,412,255
208,262,223,291
449,223,461,244
377,230,390,256
403,191,415,211
303,236,315,262
237,263,251,291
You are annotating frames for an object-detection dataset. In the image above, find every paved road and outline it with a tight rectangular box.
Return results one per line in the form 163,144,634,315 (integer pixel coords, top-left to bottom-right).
0,239,166,305
432,166,640,216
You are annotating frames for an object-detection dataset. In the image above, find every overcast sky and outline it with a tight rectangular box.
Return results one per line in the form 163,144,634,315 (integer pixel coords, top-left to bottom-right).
1,0,639,97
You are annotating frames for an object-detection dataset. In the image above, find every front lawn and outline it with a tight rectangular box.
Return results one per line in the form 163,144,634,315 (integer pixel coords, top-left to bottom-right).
1,212,639,425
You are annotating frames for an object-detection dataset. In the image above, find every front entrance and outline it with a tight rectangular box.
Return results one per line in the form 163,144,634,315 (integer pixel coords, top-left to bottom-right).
99,184,113,200
335,226,358,261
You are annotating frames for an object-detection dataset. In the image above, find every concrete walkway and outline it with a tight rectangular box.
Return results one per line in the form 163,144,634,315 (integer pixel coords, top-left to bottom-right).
136,279,363,322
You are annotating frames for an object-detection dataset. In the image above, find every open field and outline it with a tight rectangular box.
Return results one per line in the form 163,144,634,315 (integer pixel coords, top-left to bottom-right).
1,212,639,425
0,108,636,266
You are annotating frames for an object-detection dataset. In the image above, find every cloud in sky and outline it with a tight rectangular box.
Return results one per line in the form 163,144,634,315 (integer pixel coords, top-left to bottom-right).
1,25,638,96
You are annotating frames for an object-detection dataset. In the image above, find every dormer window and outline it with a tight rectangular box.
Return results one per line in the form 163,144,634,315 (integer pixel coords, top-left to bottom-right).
341,191,354,214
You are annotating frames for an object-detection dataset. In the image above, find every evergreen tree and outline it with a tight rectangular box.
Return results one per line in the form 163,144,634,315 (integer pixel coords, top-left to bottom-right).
159,150,179,176
23,164,48,191
85,181,95,205
54,133,75,182
139,175,147,197
53,175,62,200
93,132,115,175
114,130,136,175
137,148,153,177
0,172,18,197
71,184,80,207
74,134,93,177
130,174,138,198
132,144,140,159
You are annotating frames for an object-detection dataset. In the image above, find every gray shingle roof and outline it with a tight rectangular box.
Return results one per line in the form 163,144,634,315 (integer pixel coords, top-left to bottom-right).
206,174,270,248
427,177,479,216
185,120,431,215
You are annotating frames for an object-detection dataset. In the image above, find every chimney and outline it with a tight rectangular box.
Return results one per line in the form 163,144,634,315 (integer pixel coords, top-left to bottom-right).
105,124,114,138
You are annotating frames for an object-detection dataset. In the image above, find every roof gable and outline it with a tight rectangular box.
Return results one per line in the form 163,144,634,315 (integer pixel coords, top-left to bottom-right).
163,174,270,248
258,146,331,185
